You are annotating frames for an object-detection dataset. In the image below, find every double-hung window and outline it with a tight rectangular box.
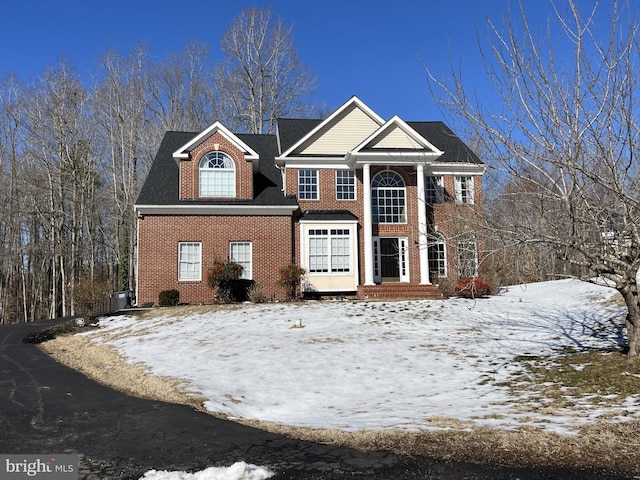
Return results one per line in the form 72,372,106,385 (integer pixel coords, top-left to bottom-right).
178,242,202,281
308,228,351,273
199,152,235,197
455,176,474,204
428,234,447,277
298,169,318,200
336,170,355,200
230,242,252,280
457,235,478,277
425,175,444,204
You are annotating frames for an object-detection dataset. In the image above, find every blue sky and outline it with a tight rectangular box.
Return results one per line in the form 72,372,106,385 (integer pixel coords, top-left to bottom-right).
0,1,600,121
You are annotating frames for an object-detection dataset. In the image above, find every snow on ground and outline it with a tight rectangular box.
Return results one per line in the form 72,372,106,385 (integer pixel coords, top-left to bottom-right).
84,280,635,480
90,280,631,432
139,462,273,480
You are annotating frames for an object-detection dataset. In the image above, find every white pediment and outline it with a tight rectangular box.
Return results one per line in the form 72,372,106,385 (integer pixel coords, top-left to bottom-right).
172,121,259,161
354,116,444,155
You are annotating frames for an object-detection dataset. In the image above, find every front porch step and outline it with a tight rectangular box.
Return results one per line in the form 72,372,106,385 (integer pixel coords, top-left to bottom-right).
357,283,444,300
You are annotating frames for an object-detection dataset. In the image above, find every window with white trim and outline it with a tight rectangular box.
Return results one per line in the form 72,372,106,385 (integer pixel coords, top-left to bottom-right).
178,242,202,281
336,170,355,200
426,175,444,204
455,176,474,204
428,234,447,277
457,234,478,277
298,169,318,200
230,242,252,280
199,151,235,197
308,228,351,273
372,171,406,223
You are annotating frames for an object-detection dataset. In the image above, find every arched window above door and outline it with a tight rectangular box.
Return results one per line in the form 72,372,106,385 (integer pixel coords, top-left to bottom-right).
371,171,406,223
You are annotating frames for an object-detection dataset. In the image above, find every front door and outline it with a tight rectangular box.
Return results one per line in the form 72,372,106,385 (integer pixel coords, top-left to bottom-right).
373,237,409,283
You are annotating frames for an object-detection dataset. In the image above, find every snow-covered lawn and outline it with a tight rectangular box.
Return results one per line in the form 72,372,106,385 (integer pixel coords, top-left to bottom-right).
84,279,635,480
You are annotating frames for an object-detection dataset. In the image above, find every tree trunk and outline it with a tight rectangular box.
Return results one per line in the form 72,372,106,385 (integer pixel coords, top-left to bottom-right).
620,286,640,358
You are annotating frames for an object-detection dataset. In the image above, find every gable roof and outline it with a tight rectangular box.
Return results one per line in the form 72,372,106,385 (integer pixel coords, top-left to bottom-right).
135,131,297,210
277,96,384,158
408,122,482,164
352,115,444,157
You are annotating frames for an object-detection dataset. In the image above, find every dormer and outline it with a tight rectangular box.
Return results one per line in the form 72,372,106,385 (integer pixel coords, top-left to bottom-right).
173,122,260,201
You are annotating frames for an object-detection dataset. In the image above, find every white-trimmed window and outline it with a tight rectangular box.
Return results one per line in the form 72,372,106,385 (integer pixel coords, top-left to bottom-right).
178,242,202,281
455,176,474,204
200,151,235,197
336,170,355,200
457,234,478,277
372,171,406,223
230,242,252,280
426,175,444,204
428,234,447,277
308,228,351,273
298,169,318,200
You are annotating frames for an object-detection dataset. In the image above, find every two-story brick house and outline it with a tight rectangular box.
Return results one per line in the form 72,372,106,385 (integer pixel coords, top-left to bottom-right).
134,96,484,305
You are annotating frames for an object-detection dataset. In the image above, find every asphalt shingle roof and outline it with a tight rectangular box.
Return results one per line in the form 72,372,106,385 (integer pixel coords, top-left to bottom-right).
136,131,297,207
137,118,481,207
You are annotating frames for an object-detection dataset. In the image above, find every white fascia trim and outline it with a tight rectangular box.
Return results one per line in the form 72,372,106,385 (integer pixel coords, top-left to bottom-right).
277,157,352,170
173,121,259,160
352,115,445,156
279,96,385,158
135,204,298,216
352,151,443,165
428,163,486,175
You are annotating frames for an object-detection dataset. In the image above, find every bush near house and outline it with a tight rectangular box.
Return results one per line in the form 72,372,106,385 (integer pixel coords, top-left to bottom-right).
278,263,306,301
158,289,180,306
454,277,491,298
206,259,245,303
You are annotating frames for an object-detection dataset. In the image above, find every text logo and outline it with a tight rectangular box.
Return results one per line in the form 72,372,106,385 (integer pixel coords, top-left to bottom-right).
1,455,77,479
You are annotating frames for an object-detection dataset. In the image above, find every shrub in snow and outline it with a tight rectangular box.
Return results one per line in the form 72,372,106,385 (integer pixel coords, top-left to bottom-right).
248,283,269,303
158,289,180,307
454,277,491,298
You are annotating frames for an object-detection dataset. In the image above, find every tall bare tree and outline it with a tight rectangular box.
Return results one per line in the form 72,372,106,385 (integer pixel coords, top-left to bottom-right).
428,0,640,356
215,6,317,134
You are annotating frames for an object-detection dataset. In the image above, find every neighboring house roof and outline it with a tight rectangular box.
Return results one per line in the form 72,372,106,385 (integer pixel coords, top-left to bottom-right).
135,131,297,208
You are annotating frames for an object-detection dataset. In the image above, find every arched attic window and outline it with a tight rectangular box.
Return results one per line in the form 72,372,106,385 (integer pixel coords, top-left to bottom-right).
372,170,406,223
199,151,236,197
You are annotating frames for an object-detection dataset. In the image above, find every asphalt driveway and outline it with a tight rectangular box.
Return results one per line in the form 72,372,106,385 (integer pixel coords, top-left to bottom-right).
0,319,632,479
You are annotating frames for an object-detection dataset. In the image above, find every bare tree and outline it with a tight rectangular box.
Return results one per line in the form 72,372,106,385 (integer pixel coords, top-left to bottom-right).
214,6,317,134
428,0,640,356
148,41,219,132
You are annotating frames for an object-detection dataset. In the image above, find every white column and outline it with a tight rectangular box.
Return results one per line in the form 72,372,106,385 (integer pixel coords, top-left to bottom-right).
417,164,431,284
363,163,375,285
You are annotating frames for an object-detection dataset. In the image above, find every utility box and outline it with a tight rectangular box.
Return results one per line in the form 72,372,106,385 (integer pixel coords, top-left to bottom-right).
112,291,133,310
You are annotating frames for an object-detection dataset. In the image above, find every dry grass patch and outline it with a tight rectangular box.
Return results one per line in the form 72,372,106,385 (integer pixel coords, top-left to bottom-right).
40,332,207,411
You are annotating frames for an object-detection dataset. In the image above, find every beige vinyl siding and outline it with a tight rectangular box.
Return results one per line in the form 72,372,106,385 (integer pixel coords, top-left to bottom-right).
366,124,425,150
296,104,381,155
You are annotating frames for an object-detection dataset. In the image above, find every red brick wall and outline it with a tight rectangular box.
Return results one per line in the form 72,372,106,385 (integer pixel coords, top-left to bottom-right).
285,166,484,286
137,213,293,305
179,132,253,200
